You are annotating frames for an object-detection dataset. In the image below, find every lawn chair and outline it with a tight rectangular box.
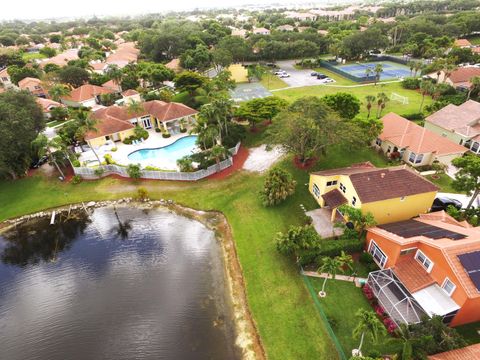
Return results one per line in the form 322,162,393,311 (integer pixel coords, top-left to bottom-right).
132,140,138,146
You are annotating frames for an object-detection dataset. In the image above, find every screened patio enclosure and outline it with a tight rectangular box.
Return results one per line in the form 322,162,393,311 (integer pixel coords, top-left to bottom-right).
367,269,427,325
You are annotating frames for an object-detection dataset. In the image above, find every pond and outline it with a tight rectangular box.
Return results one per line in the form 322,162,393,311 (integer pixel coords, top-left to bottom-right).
0,207,240,360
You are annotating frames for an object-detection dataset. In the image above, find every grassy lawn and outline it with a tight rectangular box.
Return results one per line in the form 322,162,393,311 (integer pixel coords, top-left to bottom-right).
427,173,459,193
22,52,46,61
313,67,357,86
275,82,432,119
308,278,402,357
0,143,393,360
456,322,480,345
260,73,288,90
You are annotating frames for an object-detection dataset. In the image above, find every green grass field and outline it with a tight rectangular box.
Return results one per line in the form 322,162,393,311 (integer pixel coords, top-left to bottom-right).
0,145,394,360
22,52,46,61
274,81,432,119
309,279,402,356
260,73,288,90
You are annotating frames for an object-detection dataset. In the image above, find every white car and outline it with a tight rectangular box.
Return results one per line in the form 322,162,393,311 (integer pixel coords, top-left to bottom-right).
278,73,290,78
319,78,335,83
273,70,285,75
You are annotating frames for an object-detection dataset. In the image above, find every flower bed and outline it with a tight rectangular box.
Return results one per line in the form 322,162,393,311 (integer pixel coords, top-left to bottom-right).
362,284,398,334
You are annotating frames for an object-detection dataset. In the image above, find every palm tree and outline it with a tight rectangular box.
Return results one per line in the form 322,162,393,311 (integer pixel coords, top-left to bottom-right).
127,100,145,127
443,63,457,84
467,76,480,100
32,135,67,178
419,80,434,112
352,309,386,355
365,95,376,119
408,61,415,77
49,84,71,102
337,251,354,275
397,323,414,360
413,61,423,77
378,94,389,118
376,92,389,118
105,64,123,92
317,256,342,297
374,64,383,85
365,67,373,81
209,144,229,171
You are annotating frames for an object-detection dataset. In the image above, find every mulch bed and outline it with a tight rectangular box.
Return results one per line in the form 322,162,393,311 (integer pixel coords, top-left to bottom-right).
293,156,318,170
207,145,249,180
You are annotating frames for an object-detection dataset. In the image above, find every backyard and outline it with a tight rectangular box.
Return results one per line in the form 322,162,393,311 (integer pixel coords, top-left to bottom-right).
0,145,392,360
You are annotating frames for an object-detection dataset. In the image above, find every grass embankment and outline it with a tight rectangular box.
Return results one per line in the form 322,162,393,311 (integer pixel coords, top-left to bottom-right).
0,146,390,360
275,82,432,119
309,279,402,356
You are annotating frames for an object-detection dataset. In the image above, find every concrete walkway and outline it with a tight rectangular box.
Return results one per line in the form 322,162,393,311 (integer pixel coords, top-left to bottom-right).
306,208,344,239
301,270,366,288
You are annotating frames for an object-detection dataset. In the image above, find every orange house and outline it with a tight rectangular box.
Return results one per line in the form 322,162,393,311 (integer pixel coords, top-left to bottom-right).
365,211,480,327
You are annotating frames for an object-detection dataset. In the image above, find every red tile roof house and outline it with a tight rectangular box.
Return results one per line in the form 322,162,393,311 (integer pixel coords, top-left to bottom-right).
18,77,46,97
0,67,12,88
365,211,480,327
453,38,472,48
427,67,480,90
84,100,198,148
425,100,480,155
36,98,65,118
428,343,480,360
374,113,467,168
61,84,116,108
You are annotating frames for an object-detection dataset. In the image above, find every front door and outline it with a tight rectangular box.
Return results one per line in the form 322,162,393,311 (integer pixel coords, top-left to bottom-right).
112,133,121,142
142,117,152,129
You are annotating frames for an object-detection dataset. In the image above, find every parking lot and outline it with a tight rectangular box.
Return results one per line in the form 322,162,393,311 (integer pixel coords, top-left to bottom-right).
230,82,273,102
274,60,330,87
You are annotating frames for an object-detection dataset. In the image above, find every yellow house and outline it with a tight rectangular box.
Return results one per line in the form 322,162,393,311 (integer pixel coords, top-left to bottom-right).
309,163,439,225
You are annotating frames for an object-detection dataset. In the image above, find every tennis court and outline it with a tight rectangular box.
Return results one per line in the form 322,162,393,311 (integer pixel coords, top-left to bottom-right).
336,61,411,80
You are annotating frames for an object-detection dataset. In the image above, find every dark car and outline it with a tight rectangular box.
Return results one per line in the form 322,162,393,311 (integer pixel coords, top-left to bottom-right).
310,72,318,76
431,196,463,212
317,74,327,79
30,156,48,169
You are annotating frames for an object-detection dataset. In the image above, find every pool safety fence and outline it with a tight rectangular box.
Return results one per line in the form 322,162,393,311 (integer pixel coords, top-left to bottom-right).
73,142,241,181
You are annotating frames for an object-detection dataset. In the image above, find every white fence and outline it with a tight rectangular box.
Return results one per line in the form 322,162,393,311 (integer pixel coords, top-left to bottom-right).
73,142,241,181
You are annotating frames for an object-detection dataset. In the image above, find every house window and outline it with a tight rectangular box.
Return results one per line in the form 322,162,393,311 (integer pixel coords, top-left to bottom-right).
368,240,388,268
312,184,320,198
415,250,434,272
352,196,357,206
400,196,406,201
471,142,480,153
326,180,337,187
400,247,417,256
408,152,424,164
375,138,382,146
441,278,456,296
339,183,346,193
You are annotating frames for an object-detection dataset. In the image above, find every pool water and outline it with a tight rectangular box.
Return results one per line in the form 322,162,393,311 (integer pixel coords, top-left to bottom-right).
128,135,198,163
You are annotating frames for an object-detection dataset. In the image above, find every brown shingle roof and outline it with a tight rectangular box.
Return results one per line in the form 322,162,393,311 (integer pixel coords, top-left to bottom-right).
348,167,439,203
321,189,348,208
393,255,436,293
428,343,480,360
380,113,467,156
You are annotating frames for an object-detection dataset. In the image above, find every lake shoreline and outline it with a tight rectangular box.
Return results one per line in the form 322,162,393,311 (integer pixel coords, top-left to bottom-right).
0,199,266,360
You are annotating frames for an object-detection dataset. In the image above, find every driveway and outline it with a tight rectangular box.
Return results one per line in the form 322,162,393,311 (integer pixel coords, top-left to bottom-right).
274,60,323,88
306,208,344,239
437,192,480,209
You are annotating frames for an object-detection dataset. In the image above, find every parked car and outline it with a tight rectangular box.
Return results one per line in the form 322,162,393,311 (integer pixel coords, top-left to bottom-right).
266,63,276,67
319,78,335,83
317,74,327,79
310,72,318,76
30,156,48,169
273,70,285,75
431,196,463,212
278,73,290,78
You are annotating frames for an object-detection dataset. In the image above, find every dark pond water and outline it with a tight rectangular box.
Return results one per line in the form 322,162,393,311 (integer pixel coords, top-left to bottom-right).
0,207,239,360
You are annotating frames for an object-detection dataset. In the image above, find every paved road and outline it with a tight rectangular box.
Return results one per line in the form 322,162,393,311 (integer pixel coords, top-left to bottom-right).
274,60,323,87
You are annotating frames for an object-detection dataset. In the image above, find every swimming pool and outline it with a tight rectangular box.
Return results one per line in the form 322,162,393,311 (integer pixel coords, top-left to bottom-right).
128,135,198,164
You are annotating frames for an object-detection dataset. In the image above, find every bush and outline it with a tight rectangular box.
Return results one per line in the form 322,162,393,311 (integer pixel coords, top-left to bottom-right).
136,187,149,201
104,154,115,165
402,112,424,121
144,165,161,171
180,127,187,133
155,127,161,133
111,147,117,152
134,126,149,140
127,164,142,179
162,132,171,138
94,167,105,177
71,175,82,184
260,167,296,206
72,159,81,167
359,252,374,265
315,238,364,259
401,78,420,89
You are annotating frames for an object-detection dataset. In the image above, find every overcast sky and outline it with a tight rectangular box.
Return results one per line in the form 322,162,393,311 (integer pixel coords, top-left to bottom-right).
1,0,341,21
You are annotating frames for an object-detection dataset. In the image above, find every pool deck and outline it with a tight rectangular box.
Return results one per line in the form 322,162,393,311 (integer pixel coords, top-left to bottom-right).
79,130,196,170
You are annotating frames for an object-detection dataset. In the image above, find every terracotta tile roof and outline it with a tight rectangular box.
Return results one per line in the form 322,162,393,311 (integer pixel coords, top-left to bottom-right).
143,100,198,122
393,255,435,293
102,79,122,92
36,97,65,112
39,49,79,68
165,58,181,72
448,67,480,87
321,189,348,208
418,211,472,228
0,67,9,78
122,89,139,97
18,77,41,89
454,38,472,47
380,113,467,156
311,162,377,176
428,343,480,360
425,100,480,138
63,84,114,103
348,167,439,203
106,42,139,67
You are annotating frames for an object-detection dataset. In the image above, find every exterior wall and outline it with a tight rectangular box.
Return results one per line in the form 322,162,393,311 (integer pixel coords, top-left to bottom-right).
88,136,107,148
401,149,433,167
424,121,467,145
362,191,436,224
435,153,465,166
309,174,362,208
366,232,480,327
